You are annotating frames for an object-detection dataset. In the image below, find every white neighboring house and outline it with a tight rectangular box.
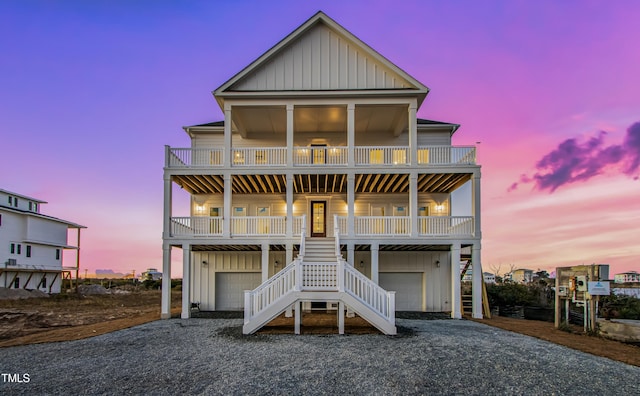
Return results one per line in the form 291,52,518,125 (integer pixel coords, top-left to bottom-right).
0,189,85,293
161,12,483,334
483,272,496,284
614,271,640,283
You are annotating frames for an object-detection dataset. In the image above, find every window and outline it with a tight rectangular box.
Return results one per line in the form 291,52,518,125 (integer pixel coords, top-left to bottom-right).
26,245,31,257
14,197,18,207
0,214,2,226
29,202,32,211
40,277,47,288
17,244,21,254
56,249,61,260
8,196,12,205
10,243,15,254
14,277,19,289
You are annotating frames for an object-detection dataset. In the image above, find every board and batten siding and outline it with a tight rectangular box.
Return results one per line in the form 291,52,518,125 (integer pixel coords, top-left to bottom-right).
376,251,452,312
231,23,413,92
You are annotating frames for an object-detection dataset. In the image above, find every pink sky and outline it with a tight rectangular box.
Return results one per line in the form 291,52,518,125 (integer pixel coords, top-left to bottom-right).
1,1,639,278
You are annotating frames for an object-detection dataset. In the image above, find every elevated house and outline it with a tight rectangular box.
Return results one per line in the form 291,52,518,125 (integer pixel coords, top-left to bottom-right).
161,12,483,334
0,189,85,293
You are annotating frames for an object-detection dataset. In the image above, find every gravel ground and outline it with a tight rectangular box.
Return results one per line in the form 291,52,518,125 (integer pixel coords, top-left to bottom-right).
1,319,639,395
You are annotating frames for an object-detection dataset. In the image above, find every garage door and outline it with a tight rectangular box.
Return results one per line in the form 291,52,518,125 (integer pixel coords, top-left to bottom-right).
215,272,261,311
379,273,423,311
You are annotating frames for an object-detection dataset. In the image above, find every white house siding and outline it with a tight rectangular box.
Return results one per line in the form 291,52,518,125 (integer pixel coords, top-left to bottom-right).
417,132,451,146
26,217,68,246
231,23,412,92
377,251,451,312
190,251,271,311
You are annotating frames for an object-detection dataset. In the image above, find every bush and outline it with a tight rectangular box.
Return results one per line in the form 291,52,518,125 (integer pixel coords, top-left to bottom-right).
600,293,640,320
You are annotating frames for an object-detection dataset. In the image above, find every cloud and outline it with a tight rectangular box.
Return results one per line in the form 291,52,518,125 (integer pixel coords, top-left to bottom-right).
509,122,640,192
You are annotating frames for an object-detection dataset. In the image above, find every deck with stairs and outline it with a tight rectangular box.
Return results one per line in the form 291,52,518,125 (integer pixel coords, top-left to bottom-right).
243,237,397,335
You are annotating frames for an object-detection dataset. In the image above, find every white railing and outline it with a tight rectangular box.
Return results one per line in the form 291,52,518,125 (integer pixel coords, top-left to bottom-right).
232,148,286,166
231,216,286,236
342,260,395,323
355,146,409,166
334,215,475,237
171,217,222,236
300,263,337,290
167,145,476,168
417,216,474,236
168,148,224,167
244,259,299,320
417,146,476,165
169,216,307,237
293,146,348,166
354,216,410,236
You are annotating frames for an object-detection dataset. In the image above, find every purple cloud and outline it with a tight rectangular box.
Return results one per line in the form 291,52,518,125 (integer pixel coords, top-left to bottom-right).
509,122,640,192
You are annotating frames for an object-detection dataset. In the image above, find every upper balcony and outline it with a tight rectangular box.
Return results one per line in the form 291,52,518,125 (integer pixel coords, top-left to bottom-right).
165,145,476,169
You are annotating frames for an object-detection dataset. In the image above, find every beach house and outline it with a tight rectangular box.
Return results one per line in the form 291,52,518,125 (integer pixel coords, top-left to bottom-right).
161,12,483,334
0,189,84,293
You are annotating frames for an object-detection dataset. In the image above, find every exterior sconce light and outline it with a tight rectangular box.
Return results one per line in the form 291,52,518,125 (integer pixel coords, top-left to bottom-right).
274,260,279,267
435,204,444,213
435,260,440,267
202,260,208,265
359,260,365,268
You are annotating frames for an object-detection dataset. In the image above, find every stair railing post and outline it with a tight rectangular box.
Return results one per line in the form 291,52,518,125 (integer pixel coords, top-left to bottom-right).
295,259,303,291
337,260,344,292
388,291,396,324
244,291,251,324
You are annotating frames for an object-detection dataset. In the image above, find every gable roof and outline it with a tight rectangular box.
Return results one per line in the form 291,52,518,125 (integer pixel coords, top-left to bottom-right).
214,11,429,107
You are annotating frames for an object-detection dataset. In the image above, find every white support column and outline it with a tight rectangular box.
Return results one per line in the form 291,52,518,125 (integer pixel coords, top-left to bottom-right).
408,101,417,166
347,175,355,237
261,243,269,282
347,103,355,167
287,104,294,166
161,244,171,319
451,243,462,319
347,243,355,268
473,170,482,238
223,175,231,237
224,104,232,167
409,172,418,237
338,301,345,335
286,174,293,238
472,243,483,319
286,244,293,265
371,242,379,284
181,244,191,319
294,300,301,334
163,162,172,239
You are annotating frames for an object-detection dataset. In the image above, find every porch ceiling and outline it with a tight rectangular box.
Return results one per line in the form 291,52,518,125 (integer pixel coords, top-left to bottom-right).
172,173,471,195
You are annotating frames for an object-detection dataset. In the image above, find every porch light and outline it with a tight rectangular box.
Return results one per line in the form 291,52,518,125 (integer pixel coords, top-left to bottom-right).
196,204,206,214
434,204,444,213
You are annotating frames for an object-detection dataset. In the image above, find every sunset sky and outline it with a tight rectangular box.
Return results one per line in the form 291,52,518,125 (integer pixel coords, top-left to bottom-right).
2,1,639,278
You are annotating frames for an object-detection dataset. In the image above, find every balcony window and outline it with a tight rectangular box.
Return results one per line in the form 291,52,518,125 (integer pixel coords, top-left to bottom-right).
418,149,429,164
369,149,384,164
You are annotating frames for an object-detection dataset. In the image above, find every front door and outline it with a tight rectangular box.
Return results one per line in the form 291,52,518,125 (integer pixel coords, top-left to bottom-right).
311,201,326,237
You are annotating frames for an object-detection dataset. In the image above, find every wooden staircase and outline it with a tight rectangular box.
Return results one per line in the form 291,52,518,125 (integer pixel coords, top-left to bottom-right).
243,237,397,335
460,260,491,318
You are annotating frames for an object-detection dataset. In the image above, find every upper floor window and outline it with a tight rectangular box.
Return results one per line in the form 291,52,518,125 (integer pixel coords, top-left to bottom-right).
10,243,15,254
0,213,2,226
17,244,21,255
56,249,61,260
26,245,32,257
8,196,12,205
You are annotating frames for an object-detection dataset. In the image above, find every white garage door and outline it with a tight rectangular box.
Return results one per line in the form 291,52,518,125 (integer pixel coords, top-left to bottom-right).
215,272,261,311
379,273,423,311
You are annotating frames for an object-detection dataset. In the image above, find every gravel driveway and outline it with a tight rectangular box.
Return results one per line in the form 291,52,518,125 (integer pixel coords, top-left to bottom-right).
1,318,638,395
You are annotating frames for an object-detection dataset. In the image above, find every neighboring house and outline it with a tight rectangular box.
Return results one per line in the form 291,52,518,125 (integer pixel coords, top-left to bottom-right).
483,272,496,284
509,269,534,284
161,12,483,334
0,189,85,293
140,268,162,281
614,271,640,284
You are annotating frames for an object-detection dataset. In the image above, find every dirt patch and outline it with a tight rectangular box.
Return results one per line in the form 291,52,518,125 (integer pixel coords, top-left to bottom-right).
0,290,181,348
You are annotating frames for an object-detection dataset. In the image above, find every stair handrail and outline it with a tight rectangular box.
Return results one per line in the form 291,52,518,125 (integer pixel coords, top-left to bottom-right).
341,259,396,325
244,258,299,324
